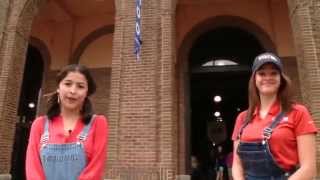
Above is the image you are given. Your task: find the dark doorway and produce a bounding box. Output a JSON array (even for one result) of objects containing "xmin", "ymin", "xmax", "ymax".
[
  {"xmin": 11, "ymin": 45, "xmax": 44, "ymax": 180},
  {"xmin": 189, "ymin": 27, "xmax": 264, "ymax": 180}
]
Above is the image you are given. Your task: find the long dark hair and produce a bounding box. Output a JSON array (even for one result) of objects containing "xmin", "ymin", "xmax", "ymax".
[
  {"xmin": 246, "ymin": 71, "xmax": 294, "ymax": 123},
  {"xmin": 46, "ymin": 64, "xmax": 96, "ymax": 124}
]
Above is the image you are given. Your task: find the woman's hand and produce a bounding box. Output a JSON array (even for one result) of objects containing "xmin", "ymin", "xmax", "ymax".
[
  {"xmin": 232, "ymin": 140, "xmax": 245, "ymax": 180},
  {"xmin": 288, "ymin": 134, "xmax": 317, "ymax": 180}
]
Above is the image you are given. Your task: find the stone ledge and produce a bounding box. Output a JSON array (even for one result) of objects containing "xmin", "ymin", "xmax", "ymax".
[
  {"xmin": 176, "ymin": 175, "xmax": 190, "ymax": 180},
  {"xmin": 0, "ymin": 174, "xmax": 11, "ymax": 180}
]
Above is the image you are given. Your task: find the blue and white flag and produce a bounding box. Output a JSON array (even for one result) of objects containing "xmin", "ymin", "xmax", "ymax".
[{"xmin": 134, "ymin": 0, "xmax": 142, "ymax": 61}]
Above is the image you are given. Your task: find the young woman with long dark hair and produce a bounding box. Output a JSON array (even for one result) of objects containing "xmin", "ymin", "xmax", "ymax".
[
  {"xmin": 26, "ymin": 64, "xmax": 108, "ymax": 180},
  {"xmin": 232, "ymin": 53, "xmax": 317, "ymax": 180}
]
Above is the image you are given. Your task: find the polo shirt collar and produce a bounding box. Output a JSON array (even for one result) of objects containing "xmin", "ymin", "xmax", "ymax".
[{"xmin": 252, "ymin": 100, "xmax": 281, "ymax": 117}]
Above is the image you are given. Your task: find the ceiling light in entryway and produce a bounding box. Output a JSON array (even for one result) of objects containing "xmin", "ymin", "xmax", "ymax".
[
  {"xmin": 213, "ymin": 95, "xmax": 222, "ymax": 103},
  {"xmin": 214, "ymin": 111, "xmax": 221, "ymax": 117},
  {"xmin": 28, "ymin": 102, "xmax": 35, "ymax": 109},
  {"xmin": 202, "ymin": 59, "xmax": 238, "ymax": 67}
]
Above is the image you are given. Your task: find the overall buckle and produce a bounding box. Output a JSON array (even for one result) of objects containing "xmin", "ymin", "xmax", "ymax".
[{"xmin": 263, "ymin": 127, "xmax": 273, "ymax": 139}]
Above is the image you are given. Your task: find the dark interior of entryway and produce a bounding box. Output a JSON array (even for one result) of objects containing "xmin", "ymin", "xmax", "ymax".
[
  {"xmin": 189, "ymin": 27, "xmax": 264, "ymax": 179},
  {"xmin": 11, "ymin": 45, "xmax": 44, "ymax": 180}
]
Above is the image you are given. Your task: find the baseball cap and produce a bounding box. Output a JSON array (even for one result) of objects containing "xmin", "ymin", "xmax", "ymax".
[{"xmin": 252, "ymin": 52, "xmax": 283, "ymax": 73}]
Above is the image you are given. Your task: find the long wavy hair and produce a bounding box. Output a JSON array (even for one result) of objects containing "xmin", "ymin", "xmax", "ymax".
[
  {"xmin": 246, "ymin": 70, "xmax": 294, "ymax": 123},
  {"xmin": 46, "ymin": 64, "xmax": 96, "ymax": 124}
]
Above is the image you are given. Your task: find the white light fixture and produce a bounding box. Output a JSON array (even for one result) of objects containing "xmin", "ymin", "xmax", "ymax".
[
  {"xmin": 214, "ymin": 95, "xmax": 222, "ymax": 103},
  {"xmin": 202, "ymin": 59, "xmax": 238, "ymax": 67},
  {"xmin": 214, "ymin": 111, "xmax": 221, "ymax": 117},
  {"xmin": 28, "ymin": 102, "xmax": 35, "ymax": 109}
]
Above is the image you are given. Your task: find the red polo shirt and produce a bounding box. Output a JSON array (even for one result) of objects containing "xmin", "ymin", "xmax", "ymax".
[{"xmin": 232, "ymin": 101, "xmax": 317, "ymax": 171}]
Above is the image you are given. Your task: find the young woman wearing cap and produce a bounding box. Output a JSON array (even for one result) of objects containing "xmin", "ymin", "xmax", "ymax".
[
  {"xmin": 231, "ymin": 53, "xmax": 317, "ymax": 180},
  {"xmin": 26, "ymin": 64, "xmax": 108, "ymax": 180}
]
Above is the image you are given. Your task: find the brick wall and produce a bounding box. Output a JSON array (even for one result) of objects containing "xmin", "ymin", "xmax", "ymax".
[
  {"xmin": 287, "ymin": 0, "xmax": 320, "ymax": 177},
  {"xmin": 282, "ymin": 56, "xmax": 302, "ymax": 102},
  {"xmin": 110, "ymin": 0, "xmax": 161, "ymax": 168},
  {"xmin": 0, "ymin": 0, "xmax": 31, "ymax": 173},
  {"xmin": 108, "ymin": 0, "xmax": 177, "ymax": 178},
  {"xmin": 0, "ymin": 0, "xmax": 9, "ymax": 44}
]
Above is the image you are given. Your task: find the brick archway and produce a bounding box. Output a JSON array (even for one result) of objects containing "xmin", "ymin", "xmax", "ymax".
[
  {"xmin": 29, "ymin": 36, "xmax": 51, "ymax": 78},
  {"xmin": 70, "ymin": 25, "xmax": 114, "ymax": 64},
  {"xmin": 177, "ymin": 15, "xmax": 276, "ymax": 174},
  {"xmin": 0, "ymin": 0, "xmax": 47, "ymax": 174},
  {"xmin": 28, "ymin": 36, "xmax": 51, "ymax": 115}
]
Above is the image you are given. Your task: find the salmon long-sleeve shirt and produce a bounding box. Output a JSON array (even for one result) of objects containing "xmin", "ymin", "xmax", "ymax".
[{"xmin": 26, "ymin": 115, "xmax": 108, "ymax": 180}]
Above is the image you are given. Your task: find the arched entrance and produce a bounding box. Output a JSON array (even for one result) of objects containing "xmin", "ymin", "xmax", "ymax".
[
  {"xmin": 177, "ymin": 16, "xmax": 276, "ymax": 176},
  {"xmin": 189, "ymin": 26, "xmax": 264, "ymax": 180}
]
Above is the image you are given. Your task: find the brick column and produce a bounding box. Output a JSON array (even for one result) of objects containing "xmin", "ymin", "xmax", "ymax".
[
  {"xmin": 0, "ymin": 0, "xmax": 44, "ymax": 175},
  {"xmin": 158, "ymin": 0, "xmax": 177, "ymax": 178},
  {"xmin": 287, "ymin": 0, "xmax": 320, "ymax": 175},
  {"xmin": 0, "ymin": 0, "xmax": 25, "ymax": 174},
  {"xmin": 0, "ymin": 0, "xmax": 9, "ymax": 43},
  {"xmin": 106, "ymin": 0, "xmax": 122, "ymax": 172},
  {"xmin": 108, "ymin": 0, "xmax": 177, "ymax": 178}
]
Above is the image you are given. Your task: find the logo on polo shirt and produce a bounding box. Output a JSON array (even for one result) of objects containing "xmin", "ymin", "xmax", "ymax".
[
  {"xmin": 277, "ymin": 116, "xmax": 289, "ymax": 124},
  {"xmin": 282, "ymin": 117, "xmax": 288, "ymax": 122}
]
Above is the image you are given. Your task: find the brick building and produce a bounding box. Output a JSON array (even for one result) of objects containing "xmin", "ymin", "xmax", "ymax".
[{"xmin": 0, "ymin": 0, "xmax": 319, "ymax": 179}]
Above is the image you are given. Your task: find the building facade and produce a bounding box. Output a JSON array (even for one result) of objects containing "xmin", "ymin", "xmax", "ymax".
[{"xmin": 0, "ymin": 0, "xmax": 319, "ymax": 179}]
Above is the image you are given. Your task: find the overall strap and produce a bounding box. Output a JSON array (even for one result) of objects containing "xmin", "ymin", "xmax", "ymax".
[
  {"xmin": 40, "ymin": 116, "xmax": 50, "ymax": 145},
  {"xmin": 263, "ymin": 112, "xmax": 285, "ymax": 140},
  {"xmin": 78, "ymin": 115, "xmax": 96, "ymax": 141}
]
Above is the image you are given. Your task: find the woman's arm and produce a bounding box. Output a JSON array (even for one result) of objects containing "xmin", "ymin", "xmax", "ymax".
[
  {"xmin": 79, "ymin": 116, "xmax": 108, "ymax": 180},
  {"xmin": 25, "ymin": 117, "xmax": 46, "ymax": 180},
  {"xmin": 288, "ymin": 134, "xmax": 317, "ymax": 180},
  {"xmin": 232, "ymin": 140, "xmax": 245, "ymax": 180}
]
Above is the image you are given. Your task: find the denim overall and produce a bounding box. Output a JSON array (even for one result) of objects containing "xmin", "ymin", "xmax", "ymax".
[
  {"xmin": 237, "ymin": 112, "xmax": 293, "ymax": 180},
  {"xmin": 40, "ymin": 115, "xmax": 95, "ymax": 180}
]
